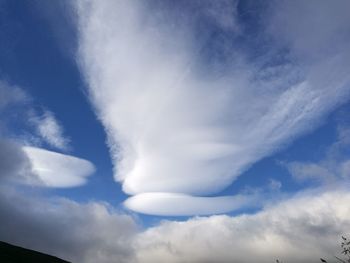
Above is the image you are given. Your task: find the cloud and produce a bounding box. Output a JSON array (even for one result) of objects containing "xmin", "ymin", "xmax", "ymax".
[
  {"xmin": 0, "ymin": 81, "xmax": 30, "ymax": 136},
  {"xmin": 286, "ymin": 126, "xmax": 350, "ymax": 185},
  {"xmin": 267, "ymin": 0, "xmax": 350, "ymax": 60},
  {"xmin": 22, "ymin": 146, "xmax": 95, "ymax": 188},
  {"xmin": 0, "ymin": 186, "xmax": 137, "ymax": 263},
  {"xmin": 75, "ymin": 0, "xmax": 350, "ymax": 215},
  {"xmin": 0, "ymin": 139, "xmax": 33, "ymax": 182},
  {"xmin": 0, "ymin": 80, "xmax": 95, "ymax": 188},
  {"xmin": 0, "ymin": 81, "xmax": 28, "ymax": 111},
  {"xmin": 1, "ymin": 185, "xmax": 350, "ymax": 263},
  {"xmin": 30, "ymin": 110, "xmax": 70, "ymax": 151},
  {"xmin": 124, "ymin": 192, "xmax": 259, "ymax": 216},
  {"xmin": 0, "ymin": 80, "xmax": 70, "ymax": 151},
  {"xmin": 287, "ymin": 162, "xmax": 336, "ymax": 184},
  {"xmin": 268, "ymin": 178, "xmax": 282, "ymax": 191},
  {"xmin": 135, "ymin": 189, "xmax": 350, "ymax": 263},
  {"xmin": 0, "ymin": 141, "xmax": 95, "ymax": 188}
]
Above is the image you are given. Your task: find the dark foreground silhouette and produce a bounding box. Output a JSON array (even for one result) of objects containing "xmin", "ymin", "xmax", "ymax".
[{"xmin": 0, "ymin": 241, "xmax": 70, "ymax": 263}]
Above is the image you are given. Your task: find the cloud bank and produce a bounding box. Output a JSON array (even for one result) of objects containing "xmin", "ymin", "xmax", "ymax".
[
  {"xmin": 0, "ymin": 186, "xmax": 137, "ymax": 263},
  {"xmin": 76, "ymin": 0, "xmax": 350, "ymax": 215},
  {"xmin": 135, "ymin": 189, "xmax": 350, "ymax": 263},
  {"xmin": 1, "ymin": 185, "xmax": 350, "ymax": 263},
  {"xmin": 286, "ymin": 125, "xmax": 350, "ymax": 185}
]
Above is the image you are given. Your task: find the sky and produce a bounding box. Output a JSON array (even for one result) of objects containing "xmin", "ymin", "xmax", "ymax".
[{"xmin": 0, "ymin": 0, "xmax": 350, "ymax": 262}]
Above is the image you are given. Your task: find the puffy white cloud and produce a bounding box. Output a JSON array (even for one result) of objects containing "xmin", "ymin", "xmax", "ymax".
[
  {"xmin": 1, "ymin": 185, "xmax": 350, "ymax": 263},
  {"xmin": 22, "ymin": 146, "xmax": 95, "ymax": 188},
  {"xmin": 134, "ymin": 189, "xmax": 350, "ymax": 263},
  {"xmin": 0, "ymin": 186, "xmax": 138, "ymax": 263},
  {"xmin": 75, "ymin": 0, "xmax": 350, "ymax": 215}
]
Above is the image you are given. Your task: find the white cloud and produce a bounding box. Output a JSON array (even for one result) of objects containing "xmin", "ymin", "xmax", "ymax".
[
  {"xmin": 135, "ymin": 189, "xmax": 350, "ymax": 263},
  {"xmin": 31, "ymin": 110, "xmax": 70, "ymax": 151},
  {"xmin": 124, "ymin": 192, "xmax": 259, "ymax": 216},
  {"xmin": 287, "ymin": 162, "xmax": 336, "ymax": 184},
  {"xmin": 75, "ymin": 0, "xmax": 350, "ymax": 215},
  {"xmin": 1, "ymin": 185, "xmax": 350, "ymax": 263},
  {"xmin": 0, "ymin": 80, "xmax": 95, "ymax": 188},
  {"xmin": 0, "ymin": 186, "xmax": 137, "ymax": 263},
  {"xmin": 0, "ymin": 139, "xmax": 33, "ymax": 183},
  {"xmin": 22, "ymin": 146, "xmax": 95, "ymax": 188}
]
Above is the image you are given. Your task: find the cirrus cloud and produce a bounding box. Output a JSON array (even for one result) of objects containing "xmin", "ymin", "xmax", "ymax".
[{"xmin": 75, "ymin": 0, "xmax": 350, "ymax": 215}]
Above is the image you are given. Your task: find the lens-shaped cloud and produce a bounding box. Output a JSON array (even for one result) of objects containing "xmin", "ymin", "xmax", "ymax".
[
  {"xmin": 23, "ymin": 146, "xmax": 95, "ymax": 188},
  {"xmin": 124, "ymin": 192, "xmax": 259, "ymax": 216}
]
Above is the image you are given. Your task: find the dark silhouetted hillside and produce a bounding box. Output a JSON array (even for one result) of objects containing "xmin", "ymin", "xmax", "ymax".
[{"xmin": 0, "ymin": 241, "xmax": 70, "ymax": 263}]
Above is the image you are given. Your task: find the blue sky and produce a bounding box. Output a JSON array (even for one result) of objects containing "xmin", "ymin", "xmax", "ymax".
[{"xmin": 1, "ymin": 1, "xmax": 350, "ymax": 262}]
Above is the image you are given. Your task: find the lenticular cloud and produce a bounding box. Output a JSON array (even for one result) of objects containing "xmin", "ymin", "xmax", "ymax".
[
  {"xmin": 75, "ymin": 0, "xmax": 350, "ymax": 215},
  {"xmin": 23, "ymin": 146, "xmax": 95, "ymax": 188}
]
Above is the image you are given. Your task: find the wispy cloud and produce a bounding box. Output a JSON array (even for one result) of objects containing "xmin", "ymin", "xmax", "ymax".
[
  {"xmin": 286, "ymin": 125, "xmax": 350, "ymax": 185},
  {"xmin": 0, "ymin": 81, "xmax": 95, "ymax": 188},
  {"xmin": 0, "ymin": 81, "xmax": 28, "ymax": 111},
  {"xmin": 75, "ymin": 0, "xmax": 350, "ymax": 215},
  {"xmin": 30, "ymin": 110, "xmax": 71, "ymax": 151}
]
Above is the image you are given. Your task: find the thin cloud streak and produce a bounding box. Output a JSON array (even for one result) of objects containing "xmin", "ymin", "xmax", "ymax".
[
  {"xmin": 30, "ymin": 110, "xmax": 71, "ymax": 151},
  {"xmin": 75, "ymin": 0, "xmax": 350, "ymax": 215}
]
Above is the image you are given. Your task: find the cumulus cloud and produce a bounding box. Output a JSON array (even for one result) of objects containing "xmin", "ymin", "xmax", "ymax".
[
  {"xmin": 1, "ymin": 185, "xmax": 350, "ymax": 263},
  {"xmin": 22, "ymin": 146, "xmax": 95, "ymax": 188},
  {"xmin": 135, "ymin": 189, "xmax": 350, "ymax": 263},
  {"xmin": 0, "ymin": 186, "xmax": 137, "ymax": 263},
  {"xmin": 75, "ymin": 0, "xmax": 350, "ymax": 215},
  {"xmin": 30, "ymin": 110, "xmax": 70, "ymax": 151}
]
